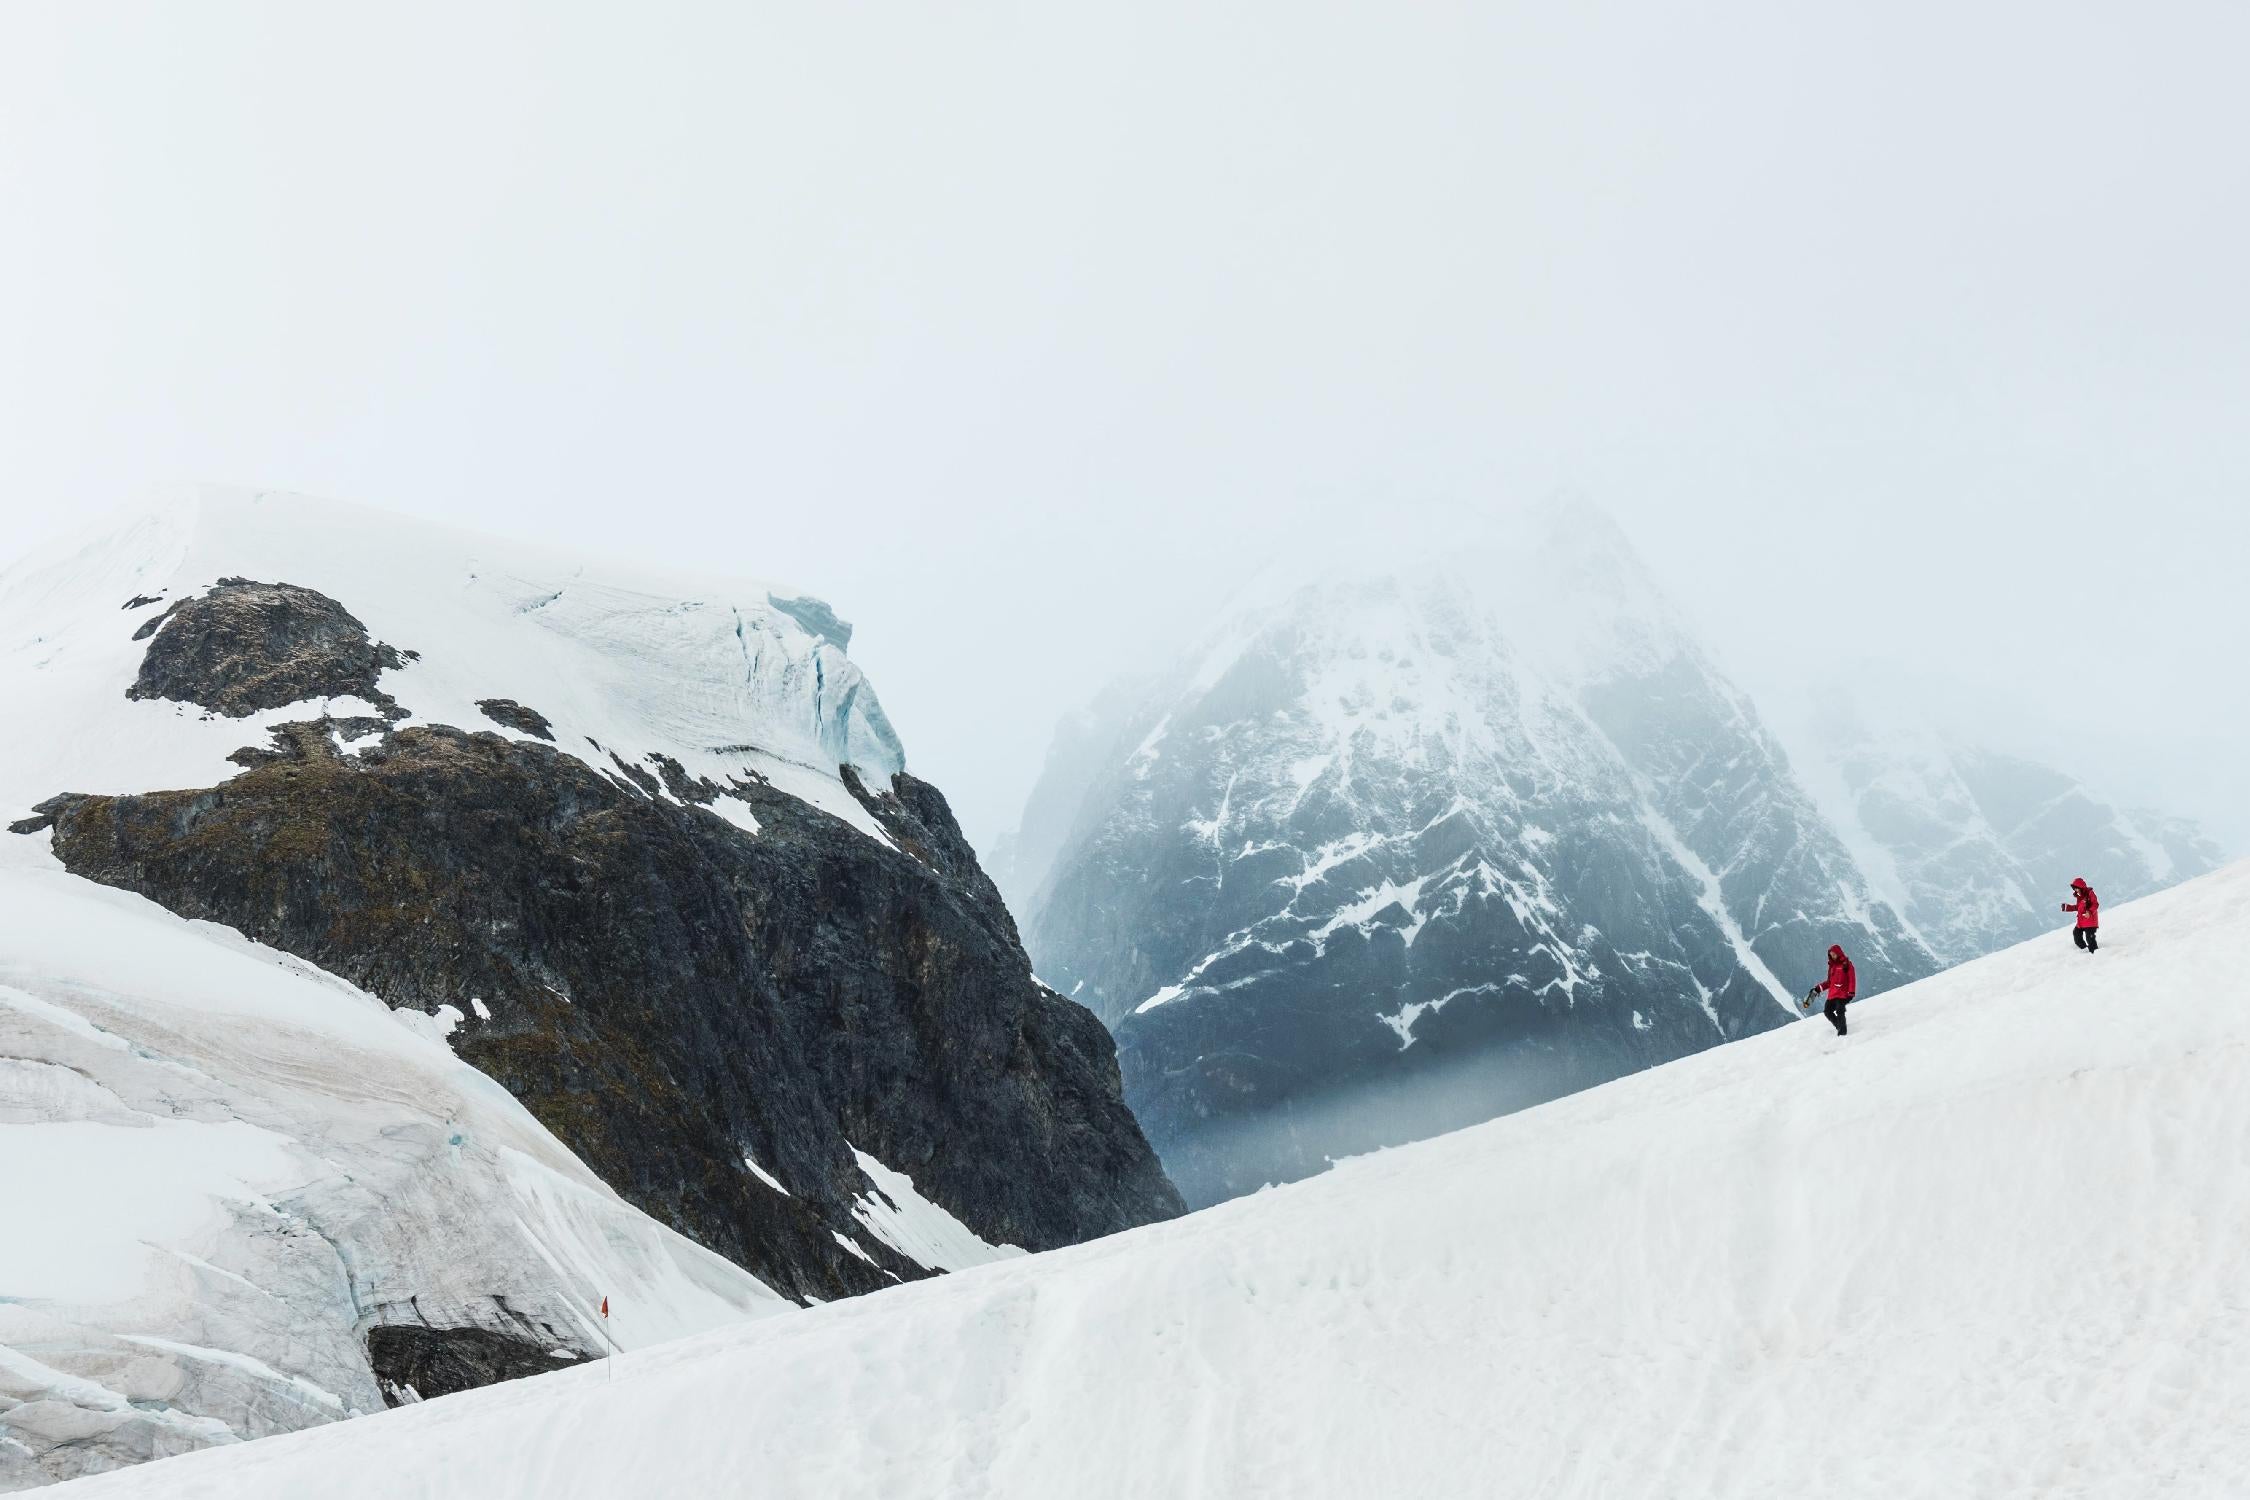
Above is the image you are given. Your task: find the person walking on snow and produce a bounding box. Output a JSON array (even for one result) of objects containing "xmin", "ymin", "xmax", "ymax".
[
  {"xmin": 1804, "ymin": 943, "xmax": 1856, "ymax": 1036},
  {"xmin": 2065, "ymin": 878, "xmax": 2100, "ymax": 953}
]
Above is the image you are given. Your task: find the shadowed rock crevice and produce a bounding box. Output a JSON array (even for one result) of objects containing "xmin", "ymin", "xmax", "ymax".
[{"xmin": 366, "ymin": 1325, "xmax": 584, "ymax": 1407}]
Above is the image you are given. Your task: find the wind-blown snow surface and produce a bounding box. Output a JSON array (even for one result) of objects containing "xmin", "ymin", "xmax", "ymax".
[
  {"xmin": 57, "ymin": 865, "xmax": 2250, "ymax": 1499},
  {"xmin": 0, "ymin": 839, "xmax": 784, "ymax": 1487}
]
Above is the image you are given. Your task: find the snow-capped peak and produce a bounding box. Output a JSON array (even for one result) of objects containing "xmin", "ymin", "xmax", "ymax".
[{"xmin": 0, "ymin": 486, "xmax": 905, "ymax": 841}]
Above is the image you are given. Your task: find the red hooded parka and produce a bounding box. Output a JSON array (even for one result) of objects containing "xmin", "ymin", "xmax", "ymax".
[
  {"xmin": 1824, "ymin": 944, "xmax": 1856, "ymax": 1002},
  {"xmin": 2066, "ymin": 879, "xmax": 2099, "ymax": 929}
]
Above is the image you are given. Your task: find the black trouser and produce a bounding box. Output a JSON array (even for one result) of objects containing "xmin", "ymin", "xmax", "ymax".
[
  {"xmin": 1825, "ymin": 998, "xmax": 1849, "ymax": 1036},
  {"xmin": 2074, "ymin": 926, "xmax": 2099, "ymax": 952}
]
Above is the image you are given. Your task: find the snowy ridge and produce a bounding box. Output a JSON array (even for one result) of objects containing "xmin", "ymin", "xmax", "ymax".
[
  {"xmin": 56, "ymin": 863, "xmax": 2250, "ymax": 1500},
  {"xmin": 0, "ymin": 486, "xmax": 905, "ymax": 842}
]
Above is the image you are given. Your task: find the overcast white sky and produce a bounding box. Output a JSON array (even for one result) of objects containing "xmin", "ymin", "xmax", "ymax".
[{"xmin": 3, "ymin": 1, "xmax": 2244, "ymax": 852}]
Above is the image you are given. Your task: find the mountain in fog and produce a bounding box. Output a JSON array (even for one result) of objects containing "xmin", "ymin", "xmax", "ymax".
[
  {"xmin": 1002, "ymin": 503, "xmax": 2221, "ymax": 1208},
  {"xmin": 1003, "ymin": 504, "xmax": 1935, "ymax": 1206}
]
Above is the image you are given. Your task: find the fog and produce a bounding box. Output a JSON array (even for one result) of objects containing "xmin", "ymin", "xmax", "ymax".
[{"xmin": 3, "ymin": 1, "xmax": 2244, "ymax": 853}]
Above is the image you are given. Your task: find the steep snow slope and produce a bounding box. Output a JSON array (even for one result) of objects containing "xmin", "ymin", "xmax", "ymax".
[
  {"xmin": 59, "ymin": 864, "xmax": 2250, "ymax": 1500},
  {"xmin": 1011, "ymin": 503, "xmax": 1934, "ymax": 1204},
  {"xmin": 0, "ymin": 839, "xmax": 782, "ymax": 1489}
]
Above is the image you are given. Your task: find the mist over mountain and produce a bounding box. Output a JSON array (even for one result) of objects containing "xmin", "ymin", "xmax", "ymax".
[
  {"xmin": 1777, "ymin": 686, "xmax": 2225, "ymax": 965},
  {"xmin": 1001, "ymin": 504, "xmax": 2223, "ymax": 1206}
]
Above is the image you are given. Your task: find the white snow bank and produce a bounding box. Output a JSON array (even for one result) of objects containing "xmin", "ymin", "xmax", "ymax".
[
  {"xmin": 0, "ymin": 845, "xmax": 783, "ymax": 1485},
  {"xmin": 55, "ymin": 862, "xmax": 2250, "ymax": 1499},
  {"xmin": 848, "ymin": 1149, "xmax": 1025, "ymax": 1273}
]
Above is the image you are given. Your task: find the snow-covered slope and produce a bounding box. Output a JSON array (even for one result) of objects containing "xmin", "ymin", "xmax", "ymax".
[
  {"xmin": 55, "ymin": 863, "xmax": 2250, "ymax": 1500},
  {"xmin": 0, "ymin": 840, "xmax": 783, "ymax": 1489},
  {"xmin": 1009, "ymin": 503, "xmax": 1936, "ymax": 1204}
]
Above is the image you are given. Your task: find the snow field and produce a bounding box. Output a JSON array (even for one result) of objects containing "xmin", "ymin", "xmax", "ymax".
[
  {"xmin": 0, "ymin": 840, "xmax": 782, "ymax": 1483},
  {"xmin": 58, "ymin": 863, "xmax": 2250, "ymax": 1499}
]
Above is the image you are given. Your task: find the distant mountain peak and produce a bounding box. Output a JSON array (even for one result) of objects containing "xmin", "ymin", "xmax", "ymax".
[{"xmin": 1007, "ymin": 515, "xmax": 1932, "ymax": 1205}]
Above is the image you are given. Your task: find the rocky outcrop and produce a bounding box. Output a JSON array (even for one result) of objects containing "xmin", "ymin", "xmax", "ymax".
[
  {"xmin": 36, "ymin": 709, "xmax": 1179, "ymax": 1302},
  {"xmin": 127, "ymin": 578, "xmax": 409, "ymax": 718},
  {"xmin": 476, "ymin": 698, "xmax": 556, "ymax": 740},
  {"xmin": 366, "ymin": 1325, "xmax": 585, "ymax": 1408},
  {"xmin": 11, "ymin": 512, "xmax": 1179, "ymax": 1329}
]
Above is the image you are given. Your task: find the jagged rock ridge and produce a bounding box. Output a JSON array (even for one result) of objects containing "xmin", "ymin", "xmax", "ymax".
[{"xmin": 29, "ymin": 720, "xmax": 1175, "ymax": 1300}]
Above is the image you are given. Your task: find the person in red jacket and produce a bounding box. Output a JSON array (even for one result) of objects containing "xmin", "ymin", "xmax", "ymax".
[
  {"xmin": 2065, "ymin": 878, "xmax": 2100, "ymax": 953},
  {"xmin": 1803, "ymin": 943, "xmax": 1857, "ymax": 1036}
]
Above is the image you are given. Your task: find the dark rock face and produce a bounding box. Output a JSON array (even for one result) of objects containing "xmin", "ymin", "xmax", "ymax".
[
  {"xmin": 1575, "ymin": 655, "xmax": 1934, "ymax": 993},
  {"xmin": 38, "ymin": 715, "xmax": 1182, "ymax": 1303},
  {"xmin": 366, "ymin": 1324, "xmax": 586, "ymax": 1407},
  {"xmin": 127, "ymin": 578, "xmax": 408, "ymax": 717},
  {"xmin": 1027, "ymin": 664, "xmax": 1802, "ymax": 1207},
  {"xmin": 476, "ymin": 698, "xmax": 556, "ymax": 740}
]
